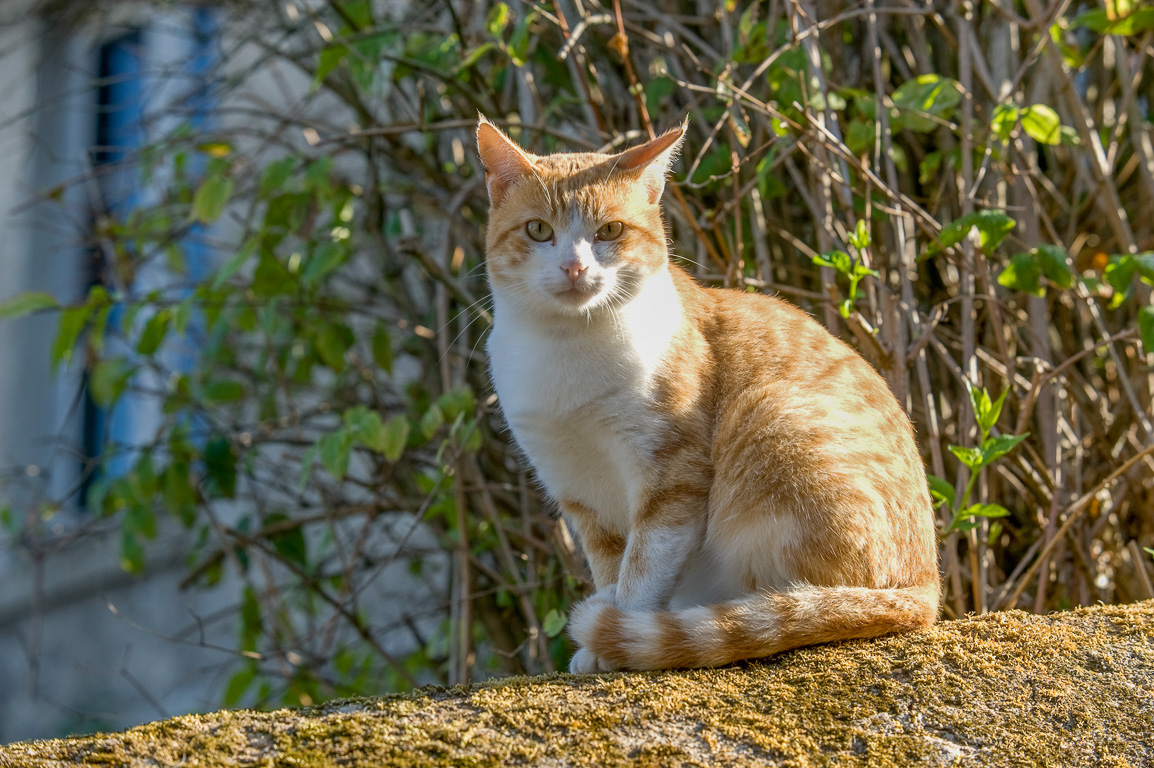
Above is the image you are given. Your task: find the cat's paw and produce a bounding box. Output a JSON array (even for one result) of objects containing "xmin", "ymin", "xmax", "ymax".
[{"xmin": 568, "ymin": 647, "xmax": 619, "ymax": 674}]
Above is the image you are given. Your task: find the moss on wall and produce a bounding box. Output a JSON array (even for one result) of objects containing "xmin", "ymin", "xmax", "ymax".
[{"xmin": 3, "ymin": 600, "xmax": 1152, "ymax": 767}]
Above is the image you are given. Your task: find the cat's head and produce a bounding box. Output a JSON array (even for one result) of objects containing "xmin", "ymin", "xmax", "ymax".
[{"xmin": 477, "ymin": 115, "xmax": 685, "ymax": 318}]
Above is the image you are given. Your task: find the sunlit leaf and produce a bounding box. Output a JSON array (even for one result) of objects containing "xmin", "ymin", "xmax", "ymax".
[
  {"xmin": 380, "ymin": 415, "xmax": 409, "ymax": 462},
  {"xmin": 1021, "ymin": 104, "xmax": 1063, "ymax": 145},
  {"xmin": 120, "ymin": 531, "xmax": 146, "ymax": 574},
  {"xmin": 0, "ymin": 292, "xmax": 57, "ymax": 320},
  {"xmin": 925, "ymin": 209, "xmax": 1016, "ymax": 258},
  {"xmin": 891, "ymin": 74, "xmax": 961, "ymax": 132},
  {"xmin": 982, "ymin": 432, "xmax": 1029, "ymax": 464},
  {"xmin": 948, "ymin": 445, "xmax": 984, "ymax": 469},
  {"xmin": 192, "ymin": 175, "xmax": 234, "ymax": 224},
  {"xmin": 928, "ymin": 474, "xmax": 956, "ymax": 510},
  {"xmin": 319, "ymin": 429, "xmax": 352, "ymax": 481},
  {"xmin": 1137, "ymin": 305, "xmax": 1154, "ymax": 353},
  {"xmin": 999, "ymin": 252, "xmax": 1043, "ymax": 296},
  {"xmin": 542, "ymin": 608, "xmax": 567, "ymax": 638}
]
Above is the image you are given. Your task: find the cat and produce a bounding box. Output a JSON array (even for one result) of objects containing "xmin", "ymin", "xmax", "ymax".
[{"xmin": 476, "ymin": 115, "xmax": 940, "ymax": 673}]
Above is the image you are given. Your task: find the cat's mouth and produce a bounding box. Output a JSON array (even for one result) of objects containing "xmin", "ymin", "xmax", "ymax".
[{"xmin": 551, "ymin": 284, "xmax": 605, "ymax": 306}]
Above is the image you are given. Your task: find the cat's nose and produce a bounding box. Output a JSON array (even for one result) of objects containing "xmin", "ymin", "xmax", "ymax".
[{"xmin": 561, "ymin": 262, "xmax": 588, "ymax": 284}]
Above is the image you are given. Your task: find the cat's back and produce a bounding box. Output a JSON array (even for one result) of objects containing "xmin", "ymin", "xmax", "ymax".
[
  {"xmin": 671, "ymin": 267, "xmax": 936, "ymax": 590},
  {"xmin": 676, "ymin": 269, "xmax": 903, "ymax": 423}
]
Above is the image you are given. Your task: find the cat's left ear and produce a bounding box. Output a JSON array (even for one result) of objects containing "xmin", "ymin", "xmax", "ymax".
[
  {"xmin": 614, "ymin": 119, "xmax": 687, "ymax": 204},
  {"xmin": 477, "ymin": 115, "xmax": 536, "ymax": 208}
]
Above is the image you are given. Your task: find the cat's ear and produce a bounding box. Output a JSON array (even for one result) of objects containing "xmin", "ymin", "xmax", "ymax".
[
  {"xmin": 613, "ymin": 119, "xmax": 687, "ymax": 204},
  {"xmin": 477, "ymin": 115, "xmax": 536, "ymax": 207}
]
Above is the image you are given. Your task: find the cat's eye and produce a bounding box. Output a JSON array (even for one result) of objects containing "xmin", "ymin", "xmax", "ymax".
[
  {"xmin": 526, "ymin": 219, "xmax": 554, "ymax": 242},
  {"xmin": 596, "ymin": 221, "xmax": 624, "ymax": 241}
]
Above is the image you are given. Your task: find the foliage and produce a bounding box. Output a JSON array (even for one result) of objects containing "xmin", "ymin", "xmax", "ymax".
[{"xmin": 2, "ymin": 0, "xmax": 1154, "ymax": 712}]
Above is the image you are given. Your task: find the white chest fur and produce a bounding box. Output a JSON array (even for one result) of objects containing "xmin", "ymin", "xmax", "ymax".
[{"xmin": 487, "ymin": 268, "xmax": 682, "ymax": 533}]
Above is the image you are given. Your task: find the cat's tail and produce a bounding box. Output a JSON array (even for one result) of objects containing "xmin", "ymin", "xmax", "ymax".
[{"xmin": 567, "ymin": 582, "xmax": 940, "ymax": 671}]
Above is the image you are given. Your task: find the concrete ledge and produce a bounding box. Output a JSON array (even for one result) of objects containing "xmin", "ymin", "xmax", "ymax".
[{"xmin": 3, "ymin": 600, "xmax": 1152, "ymax": 767}]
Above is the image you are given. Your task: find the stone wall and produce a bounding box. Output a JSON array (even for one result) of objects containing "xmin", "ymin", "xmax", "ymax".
[{"xmin": 3, "ymin": 600, "xmax": 1152, "ymax": 767}]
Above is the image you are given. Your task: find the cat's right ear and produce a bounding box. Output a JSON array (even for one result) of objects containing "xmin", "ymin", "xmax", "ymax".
[{"xmin": 477, "ymin": 116, "xmax": 536, "ymax": 208}]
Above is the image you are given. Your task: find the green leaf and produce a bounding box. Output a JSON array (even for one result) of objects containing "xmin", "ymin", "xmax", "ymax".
[
  {"xmin": 1137, "ymin": 305, "xmax": 1154, "ymax": 353},
  {"xmin": 486, "ymin": 2, "xmax": 510, "ymax": 36},
  {"xmin": 982, "ymin": 432, "xmax": 1029, "ymax": 464},
  {"xmin": 1021, "ymin": 104, "xmax": 1063, "ymax": 145},
  {"xmin": 380, "ymin": 415, "xmax": 409, "ymax": 462},
  {"xmin": 314, "ymin": 43, "xmax": 349, "ymax": 89},
  {"xmin": 948, "ymin": 445, "xmax": 984, "ymax": 469},
  {"xmin": 978, "ymin": 388, "xmax": 1009, "ymax": 438},
  {"xmin": 542, "ymin": 608, "xmax": 567, "ymax": 638},
  {"xmin": 371, "ymin": 327, "xmax": 393, "ymax": 374},
  {"xmin": 90, "ymin": 359, "xmax": 134, "ymax": 407},
  {"xmin": 948, "ymin": 503, "xmax": 1010, "ymax": 533},
  {"xmin": 1036, "ymin": 245, "xmax": 1074, "ymax": 289},
  {"xmin": 298, "ymin": 443, "xmax": 319, "ymax": 493},
  {"xmin": 1104, "ymin": 255, "xmax": 1138, "ymax": 307},
  {"xmin": 963, "ymin": 502, "xmax": 1011, "ymax": 519},
  {"xmin": 192, "ymin": 175, "xmax": 234, "ymax": 224},
  {"xmin": 925, "ymin": 209, "xmax": 1017, "ymax": 257},
  {"xmin": 991, "ymin": 103, "xmax": 1019, "ymax": 142},
  {"xmin": 421, "ymin": 403, "xmax": 445, "ymax": 439},
  {"xmin": 845, "ymin": 119, "xmax": 876, "ymax": 156},
  {"xmin": 927, "ymin": 474, "xmax": 956, "ymax": 510},
  {"xmin": 302, "ymin": 241, "xmax": 346, "ymax": 286},
  {"xmin": 0, "ymin": 291, "xmax": 57, "ymax": 320},
  {"xmin": 120, "ymin": 531, "xmax": 146, "ymax": 574},
  {"xmin": 848, "ymin": 220, "xmax": 870, "ymax": 251},
  {"xmin": 315, "ymin": 324, "xmax": 350, "ymax": 372},
  {"xmin": 204, "ymin": 436, "xmax": 238, "ymax": 498},
  {"xmin": 212, "ymin": 244, "xmax": 254, "ymax": 290},
  {"xmin": 1144, "ymin": 546, "xmax": 1154, "ymax": 560},
  {"xmin": 266, "ymin": 512, "xmax": 308, "ymax": 569},
  {"xmin": 339, "ymin": 0, "xmax": 372, "ymax": 29},
  {"xmin": 223, "ymin": 665, "xmax": 257, "ymax": 707},
  {"xmin": 162, "ymin": 461, "xmax": 197, "ymax": 527},
  {"xmin": 125, "ymin": 504, "xmax": 157, "ymax": 540},
  {"xmin": 507, "ymin": 10, "xmax": 534, "ymax": 66},
  {"xmin": 204, "ymin": 380, "xmax": 246, "ymax": 403},
  {"xmin": 137, "ymin": 309, "xmax": 171, "ymax": 356},
  {"xmin": 891, "ymin": 74, "xmax": 961, "ymax": 132},
  {"xmin": 52, "ymin": 303, "xmax": 93, "ymax": 369},
  {"xmin": 438, "ymin": 386, "xmax": 475, "ymax": 422},
  {"xmin": 998, "ymin": 252, "xmax": 1043, "ymax": 296},
  {"xmin": 1072, "ymin": 7, "xmax": 1154, "ymax": 35},
  {"xmin": 259, "ymin": 158, "xmax": 297, "ymax": 198},
  {"xmin": 319, "ymin": 429, "xmax": 352, "ymax": 481},
  {"xmin": 813, "ymin": 250, "xmax": 852, "ymax": 275}
]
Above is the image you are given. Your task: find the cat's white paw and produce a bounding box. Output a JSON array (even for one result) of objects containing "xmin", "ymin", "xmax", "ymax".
[
  {"xmin": 568, "ymin": 647, "xmax": 618, "ymax": 674},
  {"xmin": 568, "ymin": 647, "xmax": 598, "ymax": 674}
]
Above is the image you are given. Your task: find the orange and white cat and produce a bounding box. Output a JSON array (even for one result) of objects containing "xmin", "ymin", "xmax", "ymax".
[{"xmin": 477, "ymin": 116, "xmax": 940, "ymax": 673}]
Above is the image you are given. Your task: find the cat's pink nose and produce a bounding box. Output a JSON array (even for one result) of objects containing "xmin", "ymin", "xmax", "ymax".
[{"xmin": 562, "ymin": 263, "xmax": 588, "ymax": 284}]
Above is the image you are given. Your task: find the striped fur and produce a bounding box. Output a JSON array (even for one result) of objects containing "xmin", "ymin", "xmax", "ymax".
[{"xmin": 478, "ymin": 117, "xmax": 940, "ymax": 672}]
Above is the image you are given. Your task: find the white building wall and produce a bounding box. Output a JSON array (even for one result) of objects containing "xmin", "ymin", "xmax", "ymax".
[
  {"xmin": 0, "ymin": 5, "xmax": 239, "ymax": 744},
  {"xmin": 0, "ymin": 3, "xmax": 447, "ymax": 744}
]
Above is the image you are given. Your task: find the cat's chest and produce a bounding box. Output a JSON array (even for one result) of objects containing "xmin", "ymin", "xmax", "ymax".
[{"xmin": 487, "ymin": 318, "xmax": 673, "ymax": 530}]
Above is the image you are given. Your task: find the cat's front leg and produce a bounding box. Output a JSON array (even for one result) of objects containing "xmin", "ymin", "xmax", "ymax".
[
  {"xmin": 613, "ymin": 515, "xmax": 705, "ymax": 612},
  {"xmin": 568, "ymin": 495, "xmax": 707, "ymax": 673},
  {"xmin": 559, "ymin": 499, "xmax": 626, "ymax": 592}
]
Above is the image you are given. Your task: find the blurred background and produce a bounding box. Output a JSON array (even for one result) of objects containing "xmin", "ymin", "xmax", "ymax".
[{"xmin": 1, "ymin": 0, "xmax": 1152, "ymax": 744}]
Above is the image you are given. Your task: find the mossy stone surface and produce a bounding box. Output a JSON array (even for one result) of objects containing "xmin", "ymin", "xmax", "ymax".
[{"xmin": 3, "ymin": 600, "xmax": 1152, "ymax": 767}]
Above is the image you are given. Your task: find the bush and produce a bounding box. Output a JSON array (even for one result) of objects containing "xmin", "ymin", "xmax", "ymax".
[{"xmin": 2, "ymin": 0, "xmax": 1153, "ymax": 708}]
